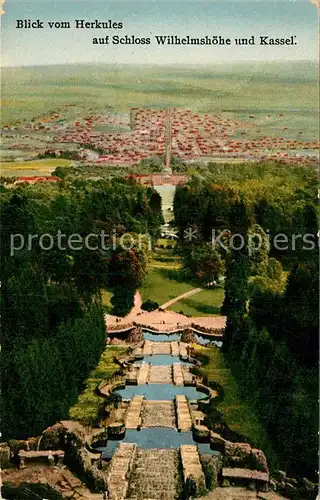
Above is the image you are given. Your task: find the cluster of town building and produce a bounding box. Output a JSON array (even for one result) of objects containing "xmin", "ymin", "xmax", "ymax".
[
  {"xmin": 2, "ymin": 107, "xmax": 319, "ymax": 168},
  {"xmin": 49, "ymin": 107, "xmax": 320, "ymax": 166}
]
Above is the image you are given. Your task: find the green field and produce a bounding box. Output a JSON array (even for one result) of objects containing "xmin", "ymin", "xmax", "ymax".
[
  {"xmin": 1, "ymin": 61, "xmax": 318, "ymax": 141},
  {"xmin": 0, "ymin": 158, "xmax": 72, "ymax": 177},
  {"xmin": 170, "ymin": 288, "xmax": 224, "ymax": 316},
  {"xmin": 141, "ymin": 265, "xmax": 224, "ymax": 315},
  {"xmin": 140, "ymin": 267, "xmax": 194, "ymax": 307}
]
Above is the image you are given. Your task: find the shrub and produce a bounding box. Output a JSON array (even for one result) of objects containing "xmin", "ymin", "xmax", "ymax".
[{"xmin": 141, "ymin": 299, "xmax": 159, "ymax": 312}]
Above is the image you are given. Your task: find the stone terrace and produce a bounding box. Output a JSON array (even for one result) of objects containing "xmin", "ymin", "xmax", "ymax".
[
  {"xmin": 141, "ymin": 400, "xmax": 176, "ymax": 428},
  {"xmin": 148, "ymin": 365, "xmax": 173, "ymax": 384},
  {"xmin": 126, "ymin": 448, "xmax": 183, "ymax": 500},
  {"xmin": 106, "ymin": 308, "xmax": 226, "ymax": 336}
]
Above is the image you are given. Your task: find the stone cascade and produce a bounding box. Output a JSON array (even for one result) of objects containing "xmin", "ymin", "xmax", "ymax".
[
  {"xmin": 152, "ymin": 341, "xmax": 171, "ymax": 355},
  {"xmin": 170, "ymin": 341, "xmax": 180, "ymax": 356},
  {"xmin": 148, "ymin": 364, "xmax": 173, "ymax": 384},
  {"xmin": 137, "ymin": 363, "xmax": 151, "ymax": 385},
  {"xmin": 176, "ymin": 395, "xmax": 193, "ymax": 431},
  {"xmin": 141, "ymin": 400, "xmax": 176, "ymax": 428},
  {"xmin": 141, "ymin": 339, "xmax": 189, "ymax": 357},
  {"xmin": 172, "ymin": 362, "xmax": 184, "ymax": 386},
  {"xmin": 126, "ymin": 448, "xmax": 183, "ymax": 500},
  {"xmin": 179, "ymin": 342, "xmax": 188, "ymax": 358},
  {"xmin": 142, "ymin": 340, "xmax": 153, "ymax": 356},
  {"xmin": 125, "ymin": 396, "xmax": 144, "ymax": 429},
  {"xmin": 107, "ymin": 443, "xmax": 137, "ymax": 500},
  {"xmin": 180, "ymin": 445, "xmax": 206, "ymax": 495}
]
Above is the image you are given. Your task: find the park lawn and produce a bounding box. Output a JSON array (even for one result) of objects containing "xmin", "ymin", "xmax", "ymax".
[
  {"xmin": 192, "ymin": 345, "xmax": 274, "ymax": 460},
  {"xmin": 69, "ymin": 345, "xmax": 129, "ymax": 425},
  {"xmin": 169, "ymin": 287, "xmax": 224, "ymax": 317},
  {"xmin": 141, "ymin": 267, "xmax": 195, "ymax": 306}
]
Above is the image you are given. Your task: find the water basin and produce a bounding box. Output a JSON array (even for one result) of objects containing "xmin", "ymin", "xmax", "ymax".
[
  {"xmin": 195, "ymin": 335, "xmax": 223, "ymax": 348},
  {"xmin": 143, "ymin": 332, "xmax": 181, "ymax": 342},
  {"xmin": 96, "ymin": 428, "xmax": 220, "ymax": 459},
  {"xmin": 143, "ymin": 330, "xmax": 222, "ymax": 348},
  {"xmin": 116, "ymin": 384, "xmax": 206, "ymax": 401}
]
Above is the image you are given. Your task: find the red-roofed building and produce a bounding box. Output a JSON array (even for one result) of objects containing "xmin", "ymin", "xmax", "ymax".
[{"xmin": 15, "ymin": 176, "xmax": 60, "ymax": 185}]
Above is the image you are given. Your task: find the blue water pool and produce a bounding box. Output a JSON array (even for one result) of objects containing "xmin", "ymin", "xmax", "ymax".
[
  {"xmin": 116, "ymin": 384, "xmax": 206, "ymax": 401},
  {"xmin": 96, "ymin": 428, "xmax": 220, "ymax": 459},
  {"xmin": 194, "ymin": 335, "xmax": 223, "ymax": 348},
  {"xmin": 143, "ymin": 332, "xmax": 181, "ymax": 342},
  {"xmin": 143, "ymin": 330, "xmax": 222, "ymax": 348}
]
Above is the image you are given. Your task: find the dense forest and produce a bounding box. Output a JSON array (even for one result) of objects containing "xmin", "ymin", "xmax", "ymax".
[
  {"xmin": 174, "ymin": 162, "xmax": 319, "ymax": 478},
  {"xmin": 1, "ymin": 178, "xmax": 163, "ymax": 438}
]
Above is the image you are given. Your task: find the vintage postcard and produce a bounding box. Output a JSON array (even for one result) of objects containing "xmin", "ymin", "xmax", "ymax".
[{"xmin": 1, "ymin": 1, "xmax": 319, "ymax": 499}]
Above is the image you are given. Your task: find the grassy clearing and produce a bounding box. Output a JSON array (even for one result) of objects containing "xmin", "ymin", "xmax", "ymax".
[
  {"xmin": 1, "ymin": 158, "xmax": 72, "ymax": 176},
  {"xmin": 192, "ymin": 345, "xmax": 275, "ymax": 462},
  {"xmin": 141, "ymin": 267, "xmax": 194, "ymax": 306},
  {"xmin": 144, "ymin": 250, "xmax": 225, "ymax": 315},
  {"xmin": 170, "ymin": 287, "xmax": 224, "ymax": 316},
  {"xmin": 69, "ymin": 345, "xmax": 129, "ymax": 425}
]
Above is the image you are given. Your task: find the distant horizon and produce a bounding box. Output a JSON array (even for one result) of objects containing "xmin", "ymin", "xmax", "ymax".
[{"xmin": 1, "ymin": 58, "xmax": 318, "ymax": 70}]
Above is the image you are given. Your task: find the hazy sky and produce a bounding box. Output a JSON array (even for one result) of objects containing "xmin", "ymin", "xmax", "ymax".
[{"xmin": 1, "ymin": 1, "xmax": 319, "ymax": 66}]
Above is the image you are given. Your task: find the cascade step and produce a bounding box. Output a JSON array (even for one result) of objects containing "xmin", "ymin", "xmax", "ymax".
[
  {"xmin": 107, "ymin": 443, "xmax": 137, "ymax": 500},
  {"xmin": 171, "ymin": 341, "xmax": 180, "ymax": 356},
  {"xmin": 176, "ymin": 395, "xmax": 193, "ymax": 431},
  {"xmin": 126, "ymin": 448, "xmax": 183, "ymax": 499},
  {"xmin": 141, "ymin": 400, "xmax": 176, "ymax": 428},
  {"xmin": 143, "ymin": 340, "xmax": 153, "ymax": 356},
  {"xmin": 179, "ymin": 342, "xmax": 188, "ymax": 357},
  {"xmin": 125, "ymin": 395, "xmax": 144, "ymax": 429},
  {"xmin": 152, "ymin": 341, "xmax": 171, "ymax": 355},
  {"xmin": 180, "ymin": 444, "xmax": 206, "ymax": 495},
  {"xmin": 137, "ymin": 363, "xmax": 151, "ymax": 385},
  {"xmin": 172, "ymin": 362, "xmax": 184, "ymax": 386},
  {"xmin": 148, "ymin": 364, "xmax": 173, "ymax": 384}
]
